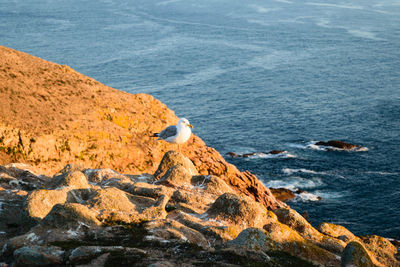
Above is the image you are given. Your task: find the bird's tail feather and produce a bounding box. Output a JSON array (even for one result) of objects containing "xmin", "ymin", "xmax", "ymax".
[{"xmin": 152, "ymin": 133, "xmax": 160, "ymax": 137}]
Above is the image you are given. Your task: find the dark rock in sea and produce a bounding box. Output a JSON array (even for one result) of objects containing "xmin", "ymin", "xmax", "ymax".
[
  {"xmin": 270, "ymin": 188, "xmax": 296, "ymax": 202},
  {"xmin": 226, "ymin": 152, "xmax": 240, "ymax": 158},
  {"xmin": 268, "ymin": 150, "xmax": 286, "ymax": 155},
  {"xmin": 315, "ymin": 140, "xmax": 361, "ymax": 150}
]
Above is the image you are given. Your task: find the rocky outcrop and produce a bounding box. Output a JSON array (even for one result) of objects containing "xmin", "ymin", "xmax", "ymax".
[
  {"xmin": 0, "ymin": 45, "xmax": 283, "ymax": 211},
  {"xmin": 0, "ymin": 153, "xmax": 398, "ymax": 266},
  {"xmin": 315, "ymin": 140, "xmax": 362, "ymax": 151}
]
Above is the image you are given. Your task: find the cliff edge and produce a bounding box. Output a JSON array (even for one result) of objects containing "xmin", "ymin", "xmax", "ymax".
[{"xmin": 0, "ymin": 45, "xmax": 282, "ymax": 210}]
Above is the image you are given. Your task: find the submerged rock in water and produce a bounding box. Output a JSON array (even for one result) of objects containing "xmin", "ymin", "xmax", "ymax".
[{"xmin": 315, "ymin": 140, "xmax": 362, "ymax": 150}]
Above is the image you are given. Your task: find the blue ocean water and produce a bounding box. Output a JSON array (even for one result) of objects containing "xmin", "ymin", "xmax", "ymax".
[{"xmin": 1, "ymin": 0, "xmax": 399, "ymax": 238}]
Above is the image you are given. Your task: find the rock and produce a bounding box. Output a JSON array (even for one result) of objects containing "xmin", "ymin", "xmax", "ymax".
[
  {"xmin": 206, "ymin": 193, "xmax": 274, "ymax": 231},
  {"xmin": 49, "ymin": 170, "xmax": 90, "ymax": 189},
  {"xmin": 41, "ymin": 203, "xmax": 101, "ymax": 229},
  {"xmin": 85, "ymin": 187, "xmax": 140, "ymax": 223},
  {"xmin": 26, "ymin": 188, "xmax": 68, "ymax": 219},
  {"xmin": 154, "ymin": 151, "xmax": 198, "ymax": 180},
  {"xmin": 228, "ymin": 225, "xmax": 341, "ymax": 266},
  {"xmin": 0, "ymin": 188, "xmax": 36, "ymax": 245},
  {"xmin": 191, "ymin": 175, "xmax": 234, "ymax": 196},
  {"xmin": 341, "ymin": 241, "xmax": 374, "ymax": 267},
  {"xmin": 145, "ymin": 220, "xmax": 209, "ymax": 249},
  {"xmin": 68, "ymin": 246, "xmax": 146, "ymax": 265},
  {"xmin": 274, "ymin": 208, "xmax": 346, "ymax": 254},
  {"xmin": 0, "ymin": 160, "xmax": 398, "ymax": 267},
  {"xmin": 227, "ymin": 228, "xmax": 272, "ymax": 251},
  {"xmin": 84, "ymin": 168, "xmax": 128, "ymax": 184},
  {"xmin": 270, "ymin": 188, "xmax": 296, "ymax": 202},
  {"xmin": 360, "ymin": 235, "xmax": 398, "ymax": 267},
  {"xmin": 226, "ymin": 152, "xmax": 239, "ymax": 158},
  {"xmin": 315, "ymin": 140, "xmax": 361, "ymax": 150},
  {"xmin": 13, "ymin": 245, "xmax": 64, "ymax": 266},
  {"xmin": 318, "ymin": 223, "xmax": 356, "ymax": 242},
  {"xmin": 156, "ymin": 164, "xmax": 192, "ymax": 187},
  {"xmin": 268, "ymin": 150, "xmax": 286, "ymax": 155}
]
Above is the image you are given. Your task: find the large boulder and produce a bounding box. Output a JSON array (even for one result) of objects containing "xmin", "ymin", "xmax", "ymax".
[
  {"xmin": 341, "ymin": 241, "xmax": 374, "ymax": 267},
  {"xmin": 41, "ymin": 203, "xmax": 101, "ymax": 229},
  {"xmin": 318, "ymin": 222, "xmax": 356, "ymax": 242},
  {"xmin": 154, "ymin": 151, "xmax": 198, "ymax": 180},
  {"xmin": 26, "ymin": 189, "xmax": 68, "ymax": 219},
  {"xmin": 206, "ymin": 193, "xmax": 274, "ymax": 231},
  {"xmin": 360, "ymin": 235, "xmax": 398, "ymax": 267},
  {"xmin": 274, "ymin": 208, "xmax": 346, "ymax": 254},
  {"xmin": 229, "ymin": 225, "xmax": 341, "ymax": 267},
  {"xmin": 48, "ymin": 170, "xmax": 90, "ymax": 189},
  {"xmin": 156, "ymin": 164, "xmax": 193, "ymax": 187}
]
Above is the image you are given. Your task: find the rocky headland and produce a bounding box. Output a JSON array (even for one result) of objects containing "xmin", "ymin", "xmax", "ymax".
[{"xmin": 0, "ymin": 46, "xmax": 398, "ymax": 266}]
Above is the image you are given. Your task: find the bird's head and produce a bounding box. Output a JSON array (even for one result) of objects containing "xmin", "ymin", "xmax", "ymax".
[{"xmin": 179, "ymin": 118, "xmax": 193, "ymax": 128}]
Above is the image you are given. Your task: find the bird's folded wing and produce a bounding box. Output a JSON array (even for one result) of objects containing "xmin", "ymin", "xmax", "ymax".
[{"xmin": 159, "ymin": 125, "xmax": 178, "ymax": 139}]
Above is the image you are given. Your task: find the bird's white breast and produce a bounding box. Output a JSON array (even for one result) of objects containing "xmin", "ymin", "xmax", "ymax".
[{"xmin": 173, "ymin": 126, "xmax": 191, "ymax": 144}]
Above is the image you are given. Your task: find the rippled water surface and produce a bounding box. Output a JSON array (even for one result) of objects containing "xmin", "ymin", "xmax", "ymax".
[{"xmin": 1, "ymin": 0, "xmax": 400, "ymax": 238}]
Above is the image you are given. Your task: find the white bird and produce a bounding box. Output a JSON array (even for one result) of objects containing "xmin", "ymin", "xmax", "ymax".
[{"xmin": 153, "ymin": 118, "xmax": 193, "ymax": 151}]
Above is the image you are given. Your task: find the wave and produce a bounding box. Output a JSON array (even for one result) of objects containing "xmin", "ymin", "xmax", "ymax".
[
  {"xmin": 295, "ymin": 192, "xmax": 321, "ymax": 202},
  {"xmin": 265, "ymin": 176, "xmax": 323, "ymax": 190},
  {"xmin": 244, "ymin": 152, "xmax": 297, "ymax": 159},
  {"xmin": 282, "ymin": 168, "xmax": 326, "ymax": 175}
]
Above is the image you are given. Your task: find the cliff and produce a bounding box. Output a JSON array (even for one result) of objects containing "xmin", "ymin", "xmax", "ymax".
[{"xmin": 0, "ymin": 45, "xmax": 281, "ymax": 210}]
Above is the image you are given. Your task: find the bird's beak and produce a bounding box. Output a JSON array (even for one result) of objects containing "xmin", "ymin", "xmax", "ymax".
[{"xmin": 188, "ymin": 124, "xmax": 193, "ymax": 128}]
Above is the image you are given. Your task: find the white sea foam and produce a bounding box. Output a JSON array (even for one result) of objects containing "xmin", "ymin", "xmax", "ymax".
[
  {"xmin": 265, "ymin": 177, "xmax": 323, "ymax": 190},
  {"xmin": 282, "ymin": 168, "xmax": 326, "ymax": 175},
  {"xmin": 296, "ymin": 192, "xmax": 321, "ymax": 202},
  {"xmin": 245, "ymin": 152, "xmax": 297, "ymax": 159},
  {"xmin": 313, "ymin": 190, "xmax": 346, "ymax": 200}
]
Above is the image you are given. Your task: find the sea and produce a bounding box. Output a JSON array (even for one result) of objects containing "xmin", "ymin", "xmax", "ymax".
[{"xmin": 1, "ymin": 0, "xmax": 399, "ymax": 239}]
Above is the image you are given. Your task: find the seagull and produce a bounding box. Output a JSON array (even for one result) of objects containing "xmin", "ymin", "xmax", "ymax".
[{"xmin": 152, "ymin": 118, "xmax": 193, "ymax": 151}]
